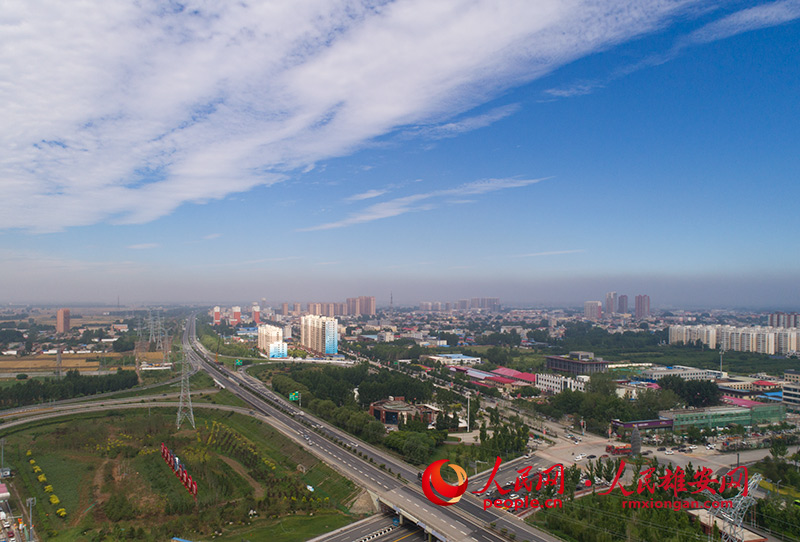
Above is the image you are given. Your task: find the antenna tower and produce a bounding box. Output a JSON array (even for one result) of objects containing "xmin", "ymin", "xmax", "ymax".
[{"xmin": 176, "ymin": 351, "xmax": 195, "ymax": 429}]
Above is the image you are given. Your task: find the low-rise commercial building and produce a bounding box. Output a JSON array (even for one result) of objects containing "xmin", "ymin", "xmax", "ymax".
[
  {"xmin": 369, "ymin": 397, "xmax": 439, "ymax": 425},
  {"xmin": 424, "ymin": 353, "xmax": 481, "ymax": 366},
  {"xmin": 784, "ymin": 369, "xmax": 800, "ymax": 412},
  {"xmin": 659, "ymin": 400, "xmax": 785, "ymax": 431},
  {"xmin": 545, "ymin": 351, "xmax": 608, "ymax": 376},
  {"xmin": 535, "ymin": 373, "xmax": 588, "ymax": 394}
]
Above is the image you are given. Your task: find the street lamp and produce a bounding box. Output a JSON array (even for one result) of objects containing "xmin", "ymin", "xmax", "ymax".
[{"xmin": 26, "ymin": 497, "xmax": 35, "ymax": 542}]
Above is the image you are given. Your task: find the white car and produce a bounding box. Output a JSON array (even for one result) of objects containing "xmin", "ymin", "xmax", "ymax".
[
  {"xmin": 689, "ymin": 445, "xmax": 697, "ymax": 449},
  {"xmin": 665, "ymin": 450, "xmax": 674, "ymax": 455}
]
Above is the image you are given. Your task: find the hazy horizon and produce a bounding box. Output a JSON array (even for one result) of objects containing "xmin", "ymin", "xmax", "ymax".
[{"xmin": 2, "ymin": 1, "xmax": 799, "ymax": 310}]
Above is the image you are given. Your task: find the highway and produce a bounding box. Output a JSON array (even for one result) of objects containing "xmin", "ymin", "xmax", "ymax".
[{"xmin": 182, "ymin": 314, "xmax": 563, "ymax": 542}]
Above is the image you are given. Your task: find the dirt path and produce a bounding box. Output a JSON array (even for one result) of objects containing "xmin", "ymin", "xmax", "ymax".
[{"xmin": 219, "ymin": 456, "xmax": 265, "ymax": 499}]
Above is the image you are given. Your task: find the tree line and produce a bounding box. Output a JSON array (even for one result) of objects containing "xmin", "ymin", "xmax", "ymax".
[{"xmin": 0, "ymin": 369, "xmax": 138, "ymax": 408}]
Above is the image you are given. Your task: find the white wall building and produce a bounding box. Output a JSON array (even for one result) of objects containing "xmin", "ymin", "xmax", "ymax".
[
  {"xmin": 640, "ymin": 365, "xmax": 720, "ymax": 382},
  {"xmin": 301, "ymin": 315, "xmax": 339, "ymax": 355},
  {"xmin": 257, "ymin": 324, "xmax": 283, "ymax": 351},
  {"xmin": 668, "ymin": 324, "xmax": 799, "ymax": 355},
  {"xmin": 535, "ymin": 373, "xmax": 587, "ymax": 394}
]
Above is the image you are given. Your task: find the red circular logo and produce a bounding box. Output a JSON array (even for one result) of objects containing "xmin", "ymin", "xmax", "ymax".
[{"xmin": 421, "ymin": 459, "xmax": 469, "ymax": 506}]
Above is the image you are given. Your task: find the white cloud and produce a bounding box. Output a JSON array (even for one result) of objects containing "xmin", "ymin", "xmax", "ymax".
[
  {"xmin": 545, "ymin": 0, "xmax": 800, "ymax": 99},
  {"xmin": 203, "ymin": 233, "xmax": 222, "ymax": 240},
  {"xmin": 301, "ymin": 176, "xmax": 549, "ymax": 231},
  {"xmin": 409, "ymin": 104, "xmax": 521, "ymax": 139},
  {"xmin": 684, "ymin": 0, "xmax": 800, "ymax": 45},
  {"xmin": 127, "ymin": 243, "xmax": 159, "ymax": 250},
  {"xmin": 2, "ymin": 0, "xmax": 711, "ymax": 232},
  {"xmin": 345, "ymin": 189, "xmax": 389, "ymax": 202}
]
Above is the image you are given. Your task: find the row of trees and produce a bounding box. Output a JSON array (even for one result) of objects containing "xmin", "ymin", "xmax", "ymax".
[
  {"xmin": 0, "ymin": 369, "xmax": 139, "ymax": 408},
  {"xmin": 658, "ymin": 375, "xmax": 721, "ymax": 408}
]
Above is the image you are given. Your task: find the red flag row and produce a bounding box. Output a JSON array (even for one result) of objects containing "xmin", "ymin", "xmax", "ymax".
[{"xmin": 161, "ymin": 443, "xmax": 198, "ymax": 499}]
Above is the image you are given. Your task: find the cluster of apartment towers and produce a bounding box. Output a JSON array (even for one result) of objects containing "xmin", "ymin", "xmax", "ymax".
[
  {"xmin": 212, "ymin": 296, "xmax": 377, "ymax": 359},
  {"xmin": 669, "ymin": 312, "xmax": 800, "ymax": 356},
  {"xmin": 584, "ymin": 292, "xmax": 651, "ymax": 320}
]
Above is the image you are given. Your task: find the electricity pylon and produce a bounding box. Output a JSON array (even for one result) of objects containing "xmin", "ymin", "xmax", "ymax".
[{"xmin": 176, "ymin": 350, "xmax": 195, "ymax": 429}]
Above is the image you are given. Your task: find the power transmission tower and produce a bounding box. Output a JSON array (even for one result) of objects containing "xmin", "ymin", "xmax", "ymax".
[
  {"xmin": 148, "ymin": 311, "xmax": 157, "ymax": 343},
  {"xmin": 155, "ymin": 314, "xmax": 165, "ymax": 351},
  {"xmin": 176, "ymin": 351, "xmax": 195, "ymax": 429},
  {"xmin": 703, "ymin": 472, "xmax": 762, "ymax": 542}
]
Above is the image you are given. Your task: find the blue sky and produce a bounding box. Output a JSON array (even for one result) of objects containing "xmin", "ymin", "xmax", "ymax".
[{"xmin": 1, "ymin": 0, "xmax": 799, "ymax": 308}]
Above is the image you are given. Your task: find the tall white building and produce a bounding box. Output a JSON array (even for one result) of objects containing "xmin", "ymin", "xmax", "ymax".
[
  {"xmin": 301, "ymin": 315, "xmax": 339, "ymax": 355},
  {"xmin": 257, "ymin": 324, "xmax": 283, "ymax": 351}
]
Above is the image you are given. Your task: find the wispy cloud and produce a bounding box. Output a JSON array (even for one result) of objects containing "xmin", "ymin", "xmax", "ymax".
[
  {"xmin": 345, "ymin": 189, "xmax": 388, "ymax": 202},
  {"xmin": 684, "ymin": 0, "xmax": 800, "ymax": 45},
  {"xmin": 301, "ymin": 176, "xmax": 550, "ymax": 231},
  {"xmin": 545, "ymin": 0, "xmax": 800, "ymax": 99},
  {"xmin": 545, "ymin": 83, "xmax": 603, "ymax": 98},
  {"xmin": 203, "ymin": 233, "xmax": 222, "ymax": 240},
  {"xmin": 2, "ymin": 0, "xmax": 707, "ymax": 232},
  {"xmin": 127, "ymin": 243, "xmax": 159, "ymax": 250},
  {"xmin": 409, "ymin": 104, "xmax": 521, "ymax": 139},
  {"xmin": 513, "ymin": 249, "xmax": 584, "ymax": 257}
]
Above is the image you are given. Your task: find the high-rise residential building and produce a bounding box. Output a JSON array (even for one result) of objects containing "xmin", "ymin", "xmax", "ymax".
[
  {"xmin": 252, "ymin": 305, "xmax": 260, "ymax": 324},
  {"xmin": 308, "ymin": 302, "xmax": 322, "ymax": 315},
  {"xmin": 257, "ymin": 324, "xmax": 283, "ymax": 351},
  {"xmin": 281, "ymin": 303, "xmax": 289, "ymax": 316},
  {"xmin": 457, "ymin": 299, "xmax": 469, "ymax": 310},
  {"xmin": 213, "ymin": 306, "xmax": 221, "ymax": 325},
  {"xmin": 301, "ymin": 315, "xmax": 338, "ymax": 355},
  {"xmin": 231, "ymin": 306, "xmax": 242, "ymax": 326},
  {"xmin": 358, "ymin": 296, "xmax": 376, "ymax": 316},
  {"xmin": 768, "ymin": 312, "xmax": 800, "ymax": 328},
  {"xmin": 584, "ymin": 301, "xmax": 602, "ymax": 321},
  {"xmin": 346, "ymin": 297, "xmax": 360, "ymax": 316},
  {"xmin": 635, "ymin": 295, "xmax": 650, "ymax": 319},
  {"xmin": 56, "ymin": 308, "xmax": 71, "ymax": 333},
  {"xmin": 618, "ymin": 295, "xmax": 628, "ymax": 314},
  {"xmin": 419, "ymin": 301, "xmax": 433, "ymax": 311},
  {"xmin": 468, "ymin": 297, "xmax": 500, "ymax": 311},
  {"xmin": 292, "ymin": 303, "xmax": 301, "ymax": 315},
  {"xmin": 605, "ymin": 292, "xmax": 618, "ymax": 316}
]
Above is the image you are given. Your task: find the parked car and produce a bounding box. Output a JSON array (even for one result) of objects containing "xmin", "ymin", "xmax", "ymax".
[{"xmin": 657, "ymin": 447, "xmax": 666, "ymax": 451}]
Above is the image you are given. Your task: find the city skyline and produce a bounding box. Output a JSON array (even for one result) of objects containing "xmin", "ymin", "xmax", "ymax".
[{"xmin": 2, "ymin": 1, "xmax": 799, "ymax": 308}]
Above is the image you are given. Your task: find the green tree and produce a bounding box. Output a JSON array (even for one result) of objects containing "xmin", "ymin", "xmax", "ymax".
[{"xmin": 770, "ymin": 441, "xmax": 788, "ymax": 460}]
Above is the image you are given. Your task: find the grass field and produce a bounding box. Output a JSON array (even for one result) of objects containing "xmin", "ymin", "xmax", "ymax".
[
  {"xmin": 2, "ymin": 407, "xmax": 359, "ymax": 541},
  {"xmin": 214, "ymin": 511, "xmax": 353, "ymax": 542}
]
